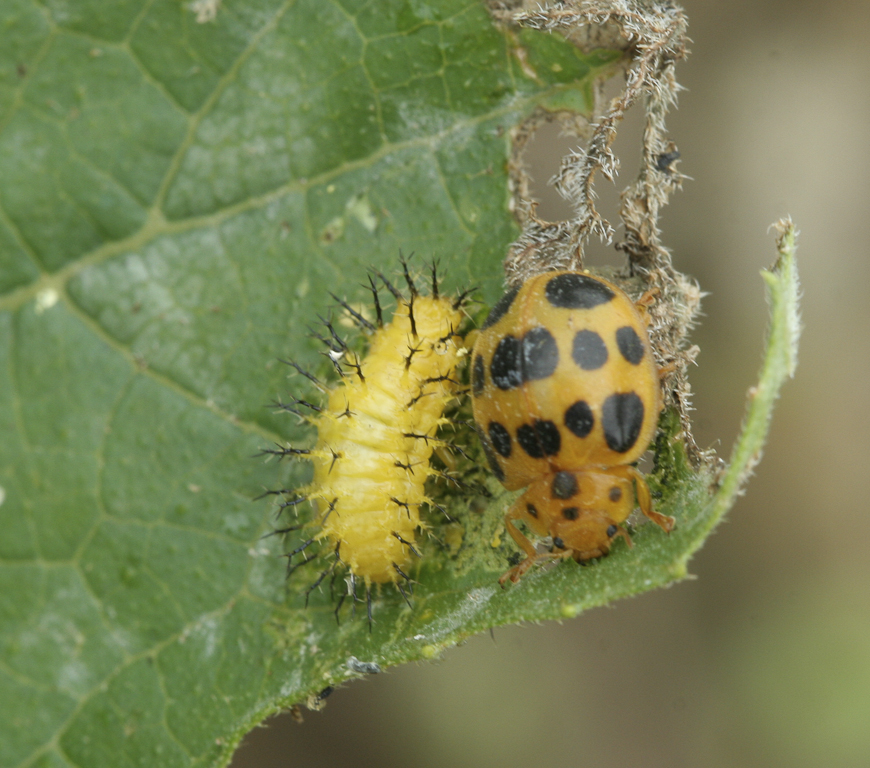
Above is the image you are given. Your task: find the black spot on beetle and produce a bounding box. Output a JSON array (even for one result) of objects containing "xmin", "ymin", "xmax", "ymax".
[
  {"xmin": 602, "ymin": 392, "xmax": 645, "ymax": 453},
  {"xmin": 488, "ymin": 421, "xmax": 512, "ymax": 458},
  {"xmin": 609, "ymin": 486, "xmax": 623, "ymax": 502},
  {"xmin": 516, "ymin": 420, "xmax": 561, "ymax": 459},
  {"xmin": 482, "ymin": 285, "xmax": 520, "ymax": 329},
  {"xmin": 536, "ymin": 422, "xmax": 562, "ymax": 455},
  {"xmin": 545, "ymin": 273, "xmax": 614, "ymax": 309},
  {"xmin": 562, "ymin": 506, "xmax": 579, "ymax": 521},
  {"xmin": 472, "ymin": 354, "xmax": 485, "ymax": 396},
  {"xmin": 526, "ymin": 503, "xmax": 538, "ymax": 518},
  {"xmin": 564, "ymin": 400, "xmax": 594, "ymax": 438},
  {"xmin": 516, "ymin": 424, "xmax": 541, "ymax": 458},
  {"xmin": 490, "ymin": 335, "xmax": 523, "ymax": 390},
  {"xmin": 606, "ymin": 524, "xmax": 618, "ymax": 537},
  {"xmin": 572, "ymin": 329, "xmax": 608, "ymax": 370},
  {"xmin": 616, "ymin": 326, "xmax": 645, "ymax": 365},
  {"xmin": 482, "ymin": 326, "xmax": 562, "ymax": 393},
  {"xmin": 552, "ymin": 471, "xmax": 578, "ymax": 499},
  {"xmin": 480, "ymin": 439, "xmax": 505, "ymax": 482},
  {"xmin": 522, "ymin": 326, "xmax": 559, "ymax": 380}
]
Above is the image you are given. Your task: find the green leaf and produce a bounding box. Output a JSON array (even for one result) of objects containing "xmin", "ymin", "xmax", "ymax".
[{"xmin": 0, "ymin": 1, "xmax": 797, "ymax": 766}]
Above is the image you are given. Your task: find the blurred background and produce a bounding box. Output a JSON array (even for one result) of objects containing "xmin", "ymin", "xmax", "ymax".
[{"xmin": 233, "ymin": 1, "xmax": 870, "ymax": 766}]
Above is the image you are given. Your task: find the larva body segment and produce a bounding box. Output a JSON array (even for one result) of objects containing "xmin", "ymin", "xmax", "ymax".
[{"xmin": 282, "ymin": 278, "xmax": 466, "ymax": 602}]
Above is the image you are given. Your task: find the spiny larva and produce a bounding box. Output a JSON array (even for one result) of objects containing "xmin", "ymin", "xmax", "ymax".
[
  {"xmin": 263, "ymin": 262, "xmax": 471, "ymax": 622},
  {"xmin": 471, "ymin": 271, "xmax": 675, "ymax": 584}
]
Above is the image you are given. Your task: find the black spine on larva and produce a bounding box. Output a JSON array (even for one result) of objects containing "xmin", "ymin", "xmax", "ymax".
[
  {"xmin": 402, "ymin": 431, "xmax": 434, "ymax": 444},
  {"xmin": 427, "ymin": 499, "xmax": 456, "ymax": 522},
  {"xmin": 394, "ymin": 564, "xmax": 413, "ymax": 608},
  {"xmin": 390, "ymin": 496, "xmax": 412, "ymax": 518},
  {"xmin": 393, "ymin": 562, "xmax": 413, "ymax": 585},
  {"xmin": 407, "ymin": 373, "xmax": 458, "ymax": 406},
  {"xmin": 310, "ymin": 320, "xmax": 347, "ymax": 376},
  {"xmin": 395, "ymin": 580, "xmax": 411, "ymax": 608},
  {"xmin": 430, "ymin": 469, "xmax": 476, "ymax": 492},
  {"xmin": 280, "ymin": 358, "xmax": 327, "ymax": 392},
  {"xmin": 271, "ymin": 396, "xmax": 323, "ymax": 416},
  {"xmin": 422, "ymin": 373, "xmax": 459, "ymax": 386},
  {"xmin": 304, "ymin": 556, "xmax": 334, "ymax": 606},
  {"xmin": 407, "ymin": 294, "xmax": 418, "ymax": 338},
  {"xmin": 401, "ymin": 256, "xmax": 418, "ymax": 297},
  {"xmin": 283, "ymin": 538, "xmax": 316, "ymax": 575},
  {"xmin": 254, "ymin": 485, "xmax": 298, "ymax": 502},
  {"xmin": 304, "ymin": 542, "xmax": 342, "ymax": 607},
  {"xmin": 333, "ymin": 403, "xmax": 353, "ymax": 419},
  {"xmin": 266, "ymin": 522, "xmax": 303, "ymax": 535},
  {"xmin": 319, "ymin": 498, "xmax": 338, "ymax": 527},
  {"xmin": 430, "ymin": 261, "xmax": 440, "ymax": 299},
  {"xmin": 437, "ymin": 326, "xmax": 457, "ymax": 345},
  {"xmin": 330, "ymin": 294, "xmax": 375, "ymax": 332},
  {"xmin": 330, "ymin": 449, "xmax": 343, "ymax": 474},
  {"xmin": 348, "ymin": 354, "xmax": 365, "ymax": 383},
  {"xmin": 392, "ymin": 531, "xmax": 421, "ymax": 557},
  {"xmin": 286, "ymin": 552, "xmax": 314, "ymax": 578},
  {"xmin": 453, "ymin": 286, "xmax": 476, "ymax": 310},
  {"xmin": 402, "ymin": 430, "xmax": 471, "ymax": 461},
  {"xmin": 280, "ymin": 496, "xmax": 309, "ymax": 513},
  {"xmin": 404, "ymin": 340, "xmax": 422, "ymax": 371},
  {"xmin": 315, "ymin": 316, "xmax": 349, "ymax": 352},
  {"xmin": 309, "ymin": 328, "xmax": 341, "ymax": 355},
  {"xmin": 291, "ymin": 397, "xmax": 324, "ymax": 413},
  {"xmin": 333, "ymin": 592, "xmax": 345, "ymax": 624},
  {"xmin": 256, "ymin": 444, "xmax": 312, "ymax": 460},
  {"xmin": 367, "ymin": 274, "xmax": 384, "ymax": 328},
  {"xmin": 376, "ymin": 271, "xmax": 404, "ymax": 302},
  {"xmin": 329, "ymin": 564, "xmax": 339, "ymax": 603},
  {"xmin": 407, "ymin": 387, "xmax": 430, "ymax": 407}
]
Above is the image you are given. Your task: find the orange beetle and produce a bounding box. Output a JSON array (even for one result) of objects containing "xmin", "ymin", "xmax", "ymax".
[{"xmin": 471, "ymin": 271, "xmax": 675, "ymax": 584}]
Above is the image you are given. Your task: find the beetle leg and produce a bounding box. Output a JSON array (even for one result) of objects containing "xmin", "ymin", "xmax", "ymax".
[
  {"xmin": 498, "ymin": 501, "xmax": 541, "ymax": 585},
  {"xmin": 617, "ymin": 465, "xmax": 675, "ymax": 533},
  {"xmin": 499, "ymin": 500, "xmax": 565, "ymax": 586}
]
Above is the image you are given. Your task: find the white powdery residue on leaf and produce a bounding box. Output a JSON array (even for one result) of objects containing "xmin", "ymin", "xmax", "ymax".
[
  {"xmin": 278, "ymin": 668, "xmax": 303, "ymax": 699},
  {"xmin": 396, "ymin": 101, "xmax": 467, "ymax": 141},
  {"xmin": 222, "ymin": 512, "xmax": 249, "ymax": 535},
  {"xmin": 111, "ymin": 624, "xmax": 138, "ymax": 654},
  {"xmin": 58, "ymin": 659, "xmax": 90, "ymax": 696},
  {"xmin": 243, "ymin": 135, "xmax": 272, "ymax": 158},
  {"xmin": 303, "ymin": 630, "xmax": 324, "ymax": 653},
  {"xmin": 180, "ymin": 614, "xmax": 221, "ymax": 658},
  {"xmin": 189, "ymin": 0, "xmax": 220, "ymax": 23},
  {"xmin": 420, "ymin": 586, "xmax": 499, "ymax": 643}
]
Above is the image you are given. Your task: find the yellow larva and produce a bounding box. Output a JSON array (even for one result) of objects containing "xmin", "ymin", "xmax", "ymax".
[{"xmin": 266, "ymin": 263, "xmax": 468, "ymax": 618}]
